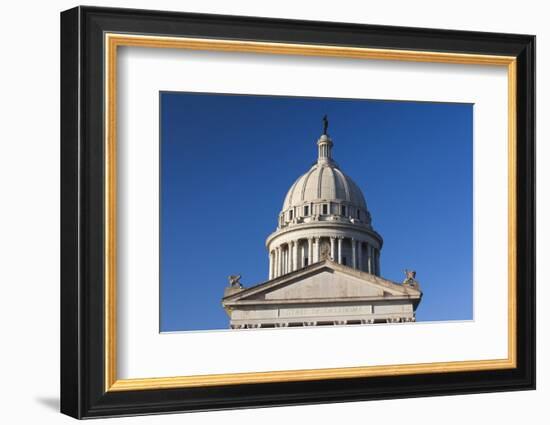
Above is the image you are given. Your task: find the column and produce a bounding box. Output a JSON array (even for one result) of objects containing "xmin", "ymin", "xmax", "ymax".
[
  {"xmin": 313, "ymin": 237, "xmax": 320, "ymax": 263},
  {"xmin": 269, "ymin": 250, "xmax": 273, "ymax": 279},
  {"xmin": 288, "ymin": 243, "xmax": 293, "ymax": 272},
  {"xmin": 337, "ymin": 237, "xmax": 343, "ymax": 264},
  {"xmin": 352, "ymin": 238, "xmax": 357, "ymax": 269},
  {"xmin": 286, "ymin": 247, "xmax": 290, "ymax": 273},
  {"xmin": 330, "ymin": 237, "xmax": 336, "ymax": 261},
  {"xmin": 287, "ymin": 245, "xmax": 291, "ymax": 273},
  {"xmin": 376, "ymin": 249, "xmax": 381, "ymax": 276},
  {"xmin": 308, "ymin": 238, "xmax": 313, "ymax": 266},
  {"xmin": 358, "ymin": 242, "xmax": 363, "ymax": 271},
  {"xmin": 292, "ymin": 241, "xmax": 298, "ymax": 271},
  {"xmin": 290, "ymin": 242, "xmax": 295, "ymax": 272},
  {"xmin": 301, "ymin": 244, "xmax": 306, "ymax": 267},
  {"xmin": 288, "ymin": 246, "xmax": 291, "ymax": 274},
  {"xmin": 275, "ymin": 247, "xmax": 280, "ymax": 278},
  {"xmin": 283, "ymin": 247, "xmax": 287, "ymax": 275},
  {"xmin": 367, "ymin": 245, "xmax": 372, "ymax": 274}
]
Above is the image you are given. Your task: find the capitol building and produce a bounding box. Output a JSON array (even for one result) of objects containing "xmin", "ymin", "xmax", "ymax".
[{"xmin": 222, "ymin": 119, "xmax": 422, "ymax": 329}]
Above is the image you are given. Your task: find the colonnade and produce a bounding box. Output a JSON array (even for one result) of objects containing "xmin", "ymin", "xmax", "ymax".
[
  {"xmin": 269, "ymin": 236, "xmax": 380, "ymax": 279},
  {"xmin": 230, "ymin": 316, "xmax": 415, "ymax": 329}
]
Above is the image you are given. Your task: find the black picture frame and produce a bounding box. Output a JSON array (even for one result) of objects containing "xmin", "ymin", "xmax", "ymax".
[{"xmin": 61, "ymin": 5, "xmax": 535, "ymax": 419}]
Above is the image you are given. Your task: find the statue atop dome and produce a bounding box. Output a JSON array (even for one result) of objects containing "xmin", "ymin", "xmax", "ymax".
[{"xmin": 322, "ymin": 114, "xmax": 329, "ymax": 135}]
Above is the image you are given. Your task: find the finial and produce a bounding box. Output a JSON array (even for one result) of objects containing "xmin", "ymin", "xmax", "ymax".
[{"xmin": 322, "ymin": 115, "xmax": 329, "ymax": 135}]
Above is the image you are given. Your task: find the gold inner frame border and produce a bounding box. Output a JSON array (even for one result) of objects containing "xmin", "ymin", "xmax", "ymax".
[{"xmin": 104, "ymin": 33, "xmax": 517, "ymax": 392}]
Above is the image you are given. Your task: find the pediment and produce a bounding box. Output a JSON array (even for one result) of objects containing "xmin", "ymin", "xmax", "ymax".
[
  {"xmin": 257, "ymin": 269, "xmax": 383, "ymax": 300},
  {"xmin": 223, "ymin": 261, "xmax": 419, "ymax": 304}
]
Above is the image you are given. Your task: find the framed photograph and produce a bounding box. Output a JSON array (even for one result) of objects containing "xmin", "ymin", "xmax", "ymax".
[{"xmin": 60, "ymin": 6, "xmax": 535, "ymax": 419}]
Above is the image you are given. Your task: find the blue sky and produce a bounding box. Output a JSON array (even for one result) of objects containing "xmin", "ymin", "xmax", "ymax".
[{"xmin": 160, "ymin": 92, "xmax": 473, "ymax": 332}]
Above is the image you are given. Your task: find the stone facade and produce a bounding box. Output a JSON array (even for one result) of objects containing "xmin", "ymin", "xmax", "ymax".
[
  {"xmin": 223, "ymin": 260, "xmax": 421, "ymax": 329},
  {"xmin": 222, "ymin": 123, "xmax": 422, "ymax": 328}
]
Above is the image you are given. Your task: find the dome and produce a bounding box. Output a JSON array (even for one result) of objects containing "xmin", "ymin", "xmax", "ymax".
[
  {"xmin": 283, "ymin": 163, "xmax": 367, "ymax": 211},
  {"xmin": 265, "ymin": 121, "xmax": 382, "ymax": 281},
  {"xmin": 276, "ymin": 133, "xmax": 372, "ymax": 229}
]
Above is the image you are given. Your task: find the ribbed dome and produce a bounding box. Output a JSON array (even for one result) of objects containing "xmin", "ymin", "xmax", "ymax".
[
  {"xmin": 274, "ymin": 131, "xmax": 373, "ymax": 231},
  {"xmin": 283, "ymin": 163, "xmax": 367, "ymax": 210}
]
